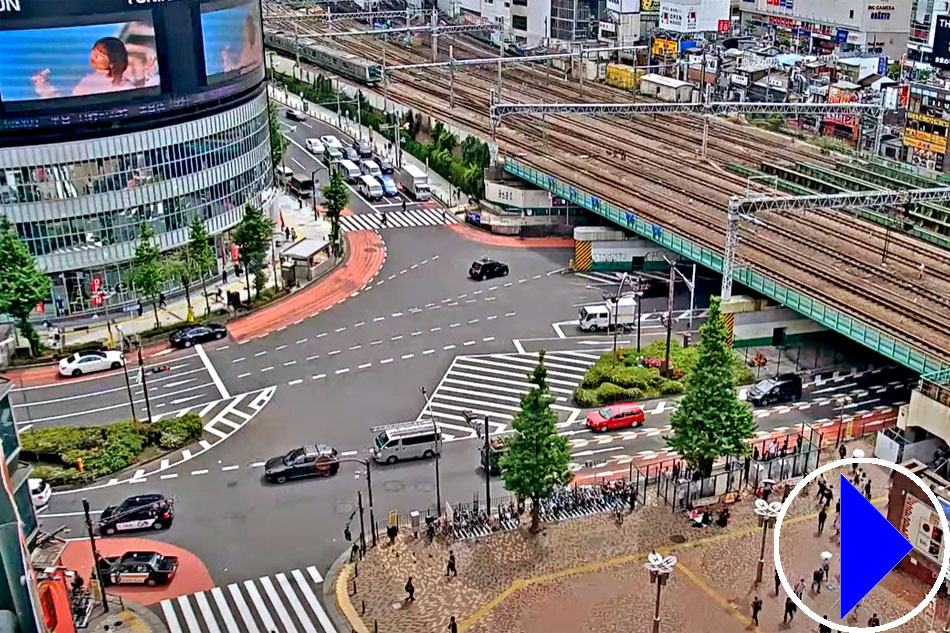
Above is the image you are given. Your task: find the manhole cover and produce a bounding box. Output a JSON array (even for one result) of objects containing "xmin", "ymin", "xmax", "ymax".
[
  {"xmin": 384, "ymin": 480, "xmax": 405, "ymax": 493},
  {"xmin": 364, "ymin": 247, "xmax": 378, "ymax": 253},
  {"xmin": 670, "ymin": 534, "xmax": 687, "ymax": 544}
]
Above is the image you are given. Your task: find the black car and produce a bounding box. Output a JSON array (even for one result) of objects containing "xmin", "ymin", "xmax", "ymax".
[
  {"xmin": 169, "ymin": 323, "xmax": 227, "ymax": 348},
  {"xmin": 343, "ymin": 147, "xmax": 360, "ymax": 163},
  {"xmin": 469, "ymin": 258, "xmax": 509, "ymax": 281},
  {"xmin": 98, "ymin": 494, "xmax": 174, "ymax": 536},
  {"xmin": 377, "ymin": 157, "xmax": 394, "ymax": 174},
  {"xmin": 265, "ymin": 444, "xmax": 340, "ymax": 484},
  {"xmin": 352, "ymin": 139, "xmax": 373, "ymax": 158},
  {"xmin": 747, "ymin": 373, "xmax": 803, "ymax": 407},
  {"xmin": 285, "ymin": 109, "xmax": 306, "ymax": 122},
  {"xmin": 98, "ymin": 551, "xmax": 179, "ymax": 587}
]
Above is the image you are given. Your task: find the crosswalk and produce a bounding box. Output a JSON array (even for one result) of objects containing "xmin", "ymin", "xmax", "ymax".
[
  {"xmin": 159, "ymin": 566, "xmax": 336, "ymax": 633},
  {"xmin": 340, "ymin": 209, "xmax": 458, "ymax": 232},
  {"xmin": 419, "ymin": 351, "xmax": 599, "ymax": 440}
]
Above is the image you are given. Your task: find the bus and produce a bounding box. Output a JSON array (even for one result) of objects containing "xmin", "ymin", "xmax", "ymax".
[{"xmin": 288, "ymin": 174, "xmax": 314, "ymax": 199}]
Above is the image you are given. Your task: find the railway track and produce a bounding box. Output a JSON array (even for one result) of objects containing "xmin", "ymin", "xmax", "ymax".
[{"xmin": 264, "ymin": 19, "xmax": 950, "ymax": 362}]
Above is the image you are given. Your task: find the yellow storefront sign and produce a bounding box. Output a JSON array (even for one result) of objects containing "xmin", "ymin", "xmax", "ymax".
[
  {"xmin": 903, "ymin": 133, "xmax": 948, "ymax": 154},
  {"xmin": 908, "ymin": 111, "xmax": 950, "ymax": 128},
  {"xmin": 652, "ymin": 37, "xmax": 677, "ymax": 57},
  {"xmin": 641, "ymin": 0, "xmax": 659, "ymax": 10}
]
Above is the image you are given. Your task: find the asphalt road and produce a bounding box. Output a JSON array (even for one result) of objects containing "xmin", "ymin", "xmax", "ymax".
[{"xmin": 31, "ymin": 109, "xmax": 914, "ymax": 633}]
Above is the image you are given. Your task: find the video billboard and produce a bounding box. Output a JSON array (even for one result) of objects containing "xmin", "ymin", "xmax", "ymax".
[
  {"xmin": 0, "ymin": 16, "xmax": 160, "ymax": 102},
  {"xmin": 201, "ymin": 0, "xmax": 264, "ymax": 84}
]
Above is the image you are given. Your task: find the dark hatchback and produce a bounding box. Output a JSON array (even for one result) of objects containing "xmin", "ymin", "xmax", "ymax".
[
  {"xmin": 265, "ymin": 444, "xmax": 340, "ymax": 484},
  {"xmin": 169, "ymin": 323, "xmax": 227, "ymax": 348},
  {"xmin": 469, "ymin": 258, "xmax": 509, "ymax": 281},
  {"xmin": 747, "ymin": 373, "xmax": 803, "ymax": 407},
  {"xmin": 98, "ymin": 494, "xmax": 174, "ymax": 536}
]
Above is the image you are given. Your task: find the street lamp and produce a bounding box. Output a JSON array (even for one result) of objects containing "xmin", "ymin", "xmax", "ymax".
[
  {"xmin": 834, "ymin": 395, "xmax": 854, "ymax": 448},
  {"xmin": 419, "ymin": 386, "xmax": 442, "ymax": 513},
  {"xmin": 754, "ymin": 499, "xmax": 782, "ymax": 584},
  {"xmin": 115, "ymin": 325, "xmax": 138, "ymax": 426},
  {"xmin": 645, "ymin": 551, "xmax": 677, "ymax": 633},
  {"xmin": 137, "ymin": 343, "xmax": 153, "ymax": 424},
  {"xmin": 331, "ymin": 456, "xmax": 377, "ymax": 547}
]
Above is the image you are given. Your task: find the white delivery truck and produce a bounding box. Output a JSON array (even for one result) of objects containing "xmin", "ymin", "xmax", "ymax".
[
  {"xmin": 397, "ymin": 164, "xmax": 431, "ymax": 201},
  {"xmin": 578, "ymin": 296, "xmax": 638, "ymax": 332}
]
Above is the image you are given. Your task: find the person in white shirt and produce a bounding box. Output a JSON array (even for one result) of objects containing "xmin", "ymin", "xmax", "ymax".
[{"xmin": 32, "ymin": 36, "xmax": 134, "ymax": 98}]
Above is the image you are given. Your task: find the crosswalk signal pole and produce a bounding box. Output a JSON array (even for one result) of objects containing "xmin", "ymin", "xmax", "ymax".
[
  {"xmin": 357, "ymin": 491, "xmax": 366, "ymax": 557},
  {"xmin": 83, "ymin": 499, "xmax": 109, "ymax": 613},
  {"xmin": 484, "ymin": 415, "xmax": 491, "ymax": 517},
  {"xmin": 138, "ymin": 344, "xmax": 153, "ymax": 424}
]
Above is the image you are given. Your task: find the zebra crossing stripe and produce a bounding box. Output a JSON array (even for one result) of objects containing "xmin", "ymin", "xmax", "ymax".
[
  {"xmin": 276, "ymin": 573, "xmax": 318, "ymax": 633},
  {"xmin": 228, "ymin": 583, "xmax": 261, "ymax": 633},
  {"xmin": 243, "ymin": 579, "xmax": 278, "ymax": 633},
  {"xmin": 194, "ymin": 592, "xmax": 222, "ymax": 633},
  {"xmin": 258, "ymin": 576, "xmax": 298, "ymax": 633},
  {"xmin": 211, "ymin": 587, "xmax": 241, "ymax": 633},
  {"xmin": 177, "ymin": 595, "xmax": 202, "ymax": 633},
  {"xmin": 341, "ymin": 210, "xmax": 458, "ymax": 232},
  {"xmin": 292, "ymin": 569, "xmax": 337, "ymax": 633},
  {"xmin": 162, "ymin": 599, "xmax": 184, "ymax": 633}
]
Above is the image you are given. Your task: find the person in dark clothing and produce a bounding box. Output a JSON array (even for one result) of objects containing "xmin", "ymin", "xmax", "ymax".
[
  {"xmin": 751, "ymin": 596, "xmax": 762, "ymax": 626},
  {"xmin": 158, "ymin": 292, "xmax": 167, "ymax": 309},
  {"xmin": 381, "ymin": 211, "xmax": 388, "ymax": 226},
  {"xmin": 405, "ymin": 577, "xmax": 415, "ymax": 602},
  {"xmin": 867, "ymin": 614, "xmax": 881, "ymax": 627},
  {"xmin": 783, "ymin": 596, "xmax": 796, "ymax": 623},
  {"xmin": 136, "ymin": 300, "xmax": 143, "ymax": 317},
  {"xmin": 819, "ymin": 617, "xmax": 832, "ymax": 633},
  {"xmin": 812, "ymin": 568, "xmax": 824, "ymax": 594},
  {"xmin": 448, "ymin": 616, "xmax": 458, "ymax": 633},
  {"xmin": 818, "ymin": 506, "xmax": 828, "ymax": 534},
  {"xmin": 838, "ymin": 444, "xmax": 847, "ymax": 460},
  {"xmin": 402, "ymin": 198, "xmax": 407, "ymax": 213},
  {"xmin": 774, "ymin": 570, "xmax": 781, "ymax": 596},
  {"xmin": 285, "ymin": 227, "xmax": 291, "ymax": 241},
  {"xmin": 753, "ymin": 447, "xmax": 760, "ymax": 461},
  {"xmin": 865, "ymin": 480, "xmax": 872, "ymax": 499},
  {"xmin": 446, "ymin": 551, "xmax": 457, "ymax": 577}
]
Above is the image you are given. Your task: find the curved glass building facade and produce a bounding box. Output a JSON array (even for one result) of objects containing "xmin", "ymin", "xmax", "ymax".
[{"xmin": 0, "ymin": 88, "xmax": 272, "ymax": 317}]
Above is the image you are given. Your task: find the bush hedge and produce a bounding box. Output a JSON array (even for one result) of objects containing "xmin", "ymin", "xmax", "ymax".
[
  {"xmin": 21, "ymin": 412, "xmax": 203, "ymax": 486},
  {"xmin": 573, "ymin": 340, "xmax": 753, "ymax": 407}
]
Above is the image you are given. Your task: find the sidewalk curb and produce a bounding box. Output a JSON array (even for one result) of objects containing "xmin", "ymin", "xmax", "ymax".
[
  {"xmin": 323, "ymin": 547, "xmax": 370, "ymax": 633},
  {"xmin": 124, "ymin": 599, "xmax": 169, "ymax": 633}
]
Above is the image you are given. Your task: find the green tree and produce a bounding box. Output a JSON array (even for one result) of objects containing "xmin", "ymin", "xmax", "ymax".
[
  {"xmin": 163, "ymin": 251, "xmax": 195, "ymax": 321},
  {"xmin": 233, "ymin": 204, "xmax": 272, "ymax": 300},
  {"xmin": 666, "ymin": 298, "xmax": 756, "ymax": 475},
  {"xmin": 0, "ymin": 218, "xmax": 51, "ymax": 356},
  {"xmin": 268, "ymin": 100, "xmax": 288, "ymax": 172},
  {"xmin": 499, "ymin": 351, "xmax": 571, "ymax": 533},
  {"xmin": 187, "ymin": 216, "xmax": 217, "ymax": 316},
  {"xmin": 131, "ymin": 222, "xmax": 165, "ymax": 329},
  {"xmin": 322, "ymin": 169, "xmax": 349, "ymax": 252}
]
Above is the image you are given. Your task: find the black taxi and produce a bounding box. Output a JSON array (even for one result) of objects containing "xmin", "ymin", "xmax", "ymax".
[
  {"xmin": 97, "ymin": 494, "xmax": 174, "ymax": 536},
  {"xmin": 265, "ymin": 444, "xmax": 340, "ymax": 484},
  {"xmin": 98, "ymin": 551, "xmax": 179, "ymax": 587}
]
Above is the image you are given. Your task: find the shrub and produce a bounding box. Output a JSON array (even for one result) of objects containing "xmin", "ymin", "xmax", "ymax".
[
  {"xmin": 27, "ymin": 464, "xmax": 94, "ymax": 487},
  {"xmin": 149, "ymin": 413, "xmax": 203, "ymax": 449},
  {"xmin": 573, "ymin": 387, "xmax": 598, "ymax": 408},
  {"xmin": 660, "ymin": 380, "xmax": 685, "ymax": 395}
]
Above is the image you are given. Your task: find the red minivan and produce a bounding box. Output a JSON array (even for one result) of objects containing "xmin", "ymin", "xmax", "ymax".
[{"xmin": 586, "ymin": 402, "xmax": 645, "ymax": 432}]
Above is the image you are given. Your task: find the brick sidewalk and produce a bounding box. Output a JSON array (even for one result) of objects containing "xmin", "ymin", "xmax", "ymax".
[{"xmin": 340, "ymin": 443, "xmax": 939, "ymax": 633}]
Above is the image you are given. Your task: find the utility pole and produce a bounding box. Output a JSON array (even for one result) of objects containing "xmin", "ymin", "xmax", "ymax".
[
  {"xmin": 664, "ymin": 264, "xmax": 676, "ymax": 376},
  {"xmin": 484, "ymin": 415, "xmax": 491, "ymax": 517},
  {"xmin": 137, "ymin": 344, "xmax": 152, "ymax": 424},
  {"xmin": 382, "ymin": 49, "xmax": 388, "ymax": 114},
  {"xmin": 82, "ymin": 499, "xmax": 109, "ymax": 612},
  {"xmin": 117, "ymin": 326, "xmax": 138, "ymax": 426},
  {"xmin": 449, "ymin": 45, "xmax": 455, "ymax": 109},
  {"xmin": 357, "ymin": 490, "xmax": 366, "ymax": 557},
  {"xmin": 419, "ymin": 387, "xmax": 442, "ymax": 513},
  {"xmin": 497, "ymin": 37, "xmax": 504, "ymax": 98}
]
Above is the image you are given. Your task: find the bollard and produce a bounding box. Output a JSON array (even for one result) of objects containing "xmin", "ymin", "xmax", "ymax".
[
  {"xmin": 375, "ymin": 620, "xmax": 378, "ymax": 633},
  {"xmin": 362, "ymin": 600, "xmax": 366, "ymax": 615},
  {"xmin": 354, "ymin": 561, "xmax": 358, "ymax": 578},
  {"xmin": 351, "ymin": 577, "xmax": 357, "ymax": 595}
]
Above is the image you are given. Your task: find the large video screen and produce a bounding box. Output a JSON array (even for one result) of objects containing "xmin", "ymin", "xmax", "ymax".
[
  {"xmin": 201, "ymin": 0, "xmax": 264, "ymax": 85},
  {"xmin": 0, "ymin": 17, "xmax": 160, "ymax": 102}
]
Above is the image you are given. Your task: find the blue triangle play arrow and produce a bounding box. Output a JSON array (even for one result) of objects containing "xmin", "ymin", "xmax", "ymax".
[{"xmin": 840, "ymin": 473, "xmax": 913, "ymax": 619}]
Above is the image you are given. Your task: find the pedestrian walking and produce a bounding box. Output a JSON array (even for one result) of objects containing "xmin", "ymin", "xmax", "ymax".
[
  {"xmin": 782, "ymin": 482, "xmax": 792, "ymax": 502},
  {"xmin": 751, "ymin": 596, "xmax": 763, "ymax": 626},
  {"xmin": 865, "ymin": 479, "xmax": 872, "ymax": 499},
  {"xmin": 446, "ymin": 551, "xmax": 457, "ymax": 577},
  {"xmin": 822, "ymin": 559, "xmax": 830, "ymax": 581},
  {"xmin": 448, "ymin": 617, "xmax": 458, "ymax": 633},
  {"xmin": 402, "ymin": 198, "xmax": 407, "ymax": 213},
  {"xmin": 158, "ymin": 292, "xmax": 167, "ymax": 309},
  {"xmin": 867, "ymin": 614, "xmax": 880, "ymax": 627},
  {"xmin": 381, "ymin": 211, "xmax": 388, "ymax": 226},
  {"xmin": 832, "ymin": 498, "xmax": 841, "ymax": 531},
  {"xmin": 839, "ymin": 444, "xmax": 847, "ymax": 460},
  {"xmin": 820, "ymin": 617, "xmax": 832, "ymax": 633},
  {"xmin": 812, "ymin": 568, "xmax": 823, "ymax": 594},
  {"xmin": 774, "ymin": 570, "xmax": 780, "ymax": 596},
  {"xmin": 794, "ymin": 578, "xmax": 805, "ymax": 599},
  {"xmin": 404, "ymin": 577, "xmax": 415, "ymax": 602},
  {"xmin": 285, "ymin": 227, "xmax": 291, "ymax": 241},
  {"xmin": 783, "ymin": 596, "xmax": 796, "ymax": 623},
  {"xmin": 817, "ymin": 506, "xmax": 828, "ymax": 534},
  {"xmin": 222, "ymin": 269, "xmax": 228, "ymax": 284}
]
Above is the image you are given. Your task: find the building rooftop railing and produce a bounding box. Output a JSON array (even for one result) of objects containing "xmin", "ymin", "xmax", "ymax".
[{"xmin": 920, "ymin": 369, "xmax": 950, "ymax": 407}]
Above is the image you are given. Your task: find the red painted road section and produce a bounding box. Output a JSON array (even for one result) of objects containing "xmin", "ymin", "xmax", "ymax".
[
  {"xmin": 227, "ymin": 229, "xmax": 386, "ymax": 341},
  {"xmin": 5, "ymin": 341, "xmax": 175, "ymax": 388},
  {"xmin": 62, "ymin": 537, "xmax": 213, "ymax": 605},
  {"xmin": 446, "ymin": 222, "xmax": 573, "ymax": 248}
]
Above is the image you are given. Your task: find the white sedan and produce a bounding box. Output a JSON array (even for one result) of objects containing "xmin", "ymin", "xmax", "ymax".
[
  {"xmin": 305, "ymin": 138, "xmax": 325, "ymax": 154},
  {"xmin": 29, "ymin": 478, "xmax": 51, "ymax": 508},
  {"xmin": 320, "ymin": 134, "xmax": 343, "ymax": 149},
  {"xmin": 58, "ymin": 349, "xmax": 125, "ymax": 377}
]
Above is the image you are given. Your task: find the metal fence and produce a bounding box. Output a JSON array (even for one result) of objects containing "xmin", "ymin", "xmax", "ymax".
[{"xmin": 656, "ymin": 460, "xmax": 746, "ymax": 511}]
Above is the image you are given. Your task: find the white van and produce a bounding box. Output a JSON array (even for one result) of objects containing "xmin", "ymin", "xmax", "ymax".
[
  {"xmin": 358, "ymin": 174, "xmax": 383, "ymax": 201},
  {"xmin": 360, "ymin": 159, "xmax": 382, "ymax": 178},
  {"xmin": 275, "ymin": 165, "xmax": 294, "ymax": 184},
  {"xmin": 372, "ymin": 421, "xmax": 442, "ymax": 464},
  {"xmin": 335, "ymin": 159, "xmax": 361, "ymax": 183}
]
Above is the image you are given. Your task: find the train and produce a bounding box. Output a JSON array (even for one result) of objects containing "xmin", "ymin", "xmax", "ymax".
[{"xmin": 264, "ymin": 32, "xmax": 383, "ymax": 85}]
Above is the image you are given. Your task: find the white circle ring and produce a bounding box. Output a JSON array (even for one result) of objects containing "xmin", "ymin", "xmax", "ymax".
[{"xmin": 773, "ymin": 457, "xmax": 950, "ymax": 633}]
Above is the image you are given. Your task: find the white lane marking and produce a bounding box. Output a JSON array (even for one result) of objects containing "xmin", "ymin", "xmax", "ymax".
[
  {"xmin": 191, "ymin": 469, "xmax": 209, "ymax": 476},
  {"xmin": 358, "ymin": 363, "xmax": 372, "ymax": 369},
  {"xmin": 328, "ymin": 350, "xmax": 341, "ymax": 356},
  {"xmin": 391, "ymin": 335, "xmax": 403, "ymax": 341},
  {"xmin": 233, "ymin": 357, "xmax": 246, "ymax": 363},
  {"xmin": 238, "ymin": 373, "xmax": 251, "ymax": 378},
  {"xmin": 463, "ymin": 341, "xmax": 476, "ymax": 346},
  {"xmin": 288, "ymin": 379, "xmax": 303, "ymax": 386},
  {"xmin": 444, "ymin": 344, "xmax": 456, "ymax": 350},
  {"xmin": 317, "ymin": 332, "xmax": 327, "ymax": 338},
  {"xmin": 261, "ymin": 367, "xmax": 274, "ymax": 373},
  {"xmin": 423, "ymin": 349, "xmax": 435, "ymax": 355},
  {"xmin": 254, "ymin": 351, "xmax": 267, "ymax": 357},
  {"xmin": 296, "ymin": 338, "xmax": 308, "ymax": 344},
  {"xmin": 221, "ymin": 465, "xmax": 240, "ymax": 471},
  {"xmin": 306, "ymin": 355, "xmax": 320, "ymax": 361},
  {"xmin": 335, "ymin": 327, "xmax": 346, "ymax": 332},
  {"xmin": 380, "ymin": 358, "xmax": 394, "ymax": 364},
  {"xmin": 336, "ymin": 368, "xmax": 350, "ymax": 374},
  {"xmin": 402, "ymin": 353, "xmax": 414, "ymax": 359},
  {"xmin": 283, "ymin": 360, "xmax": 297, "ymax": 366},
  {"xmin": 483, "ymin": 337, "xmax": 495, "ymax": 342},
  {"xmin": 350, "ymin": 344, "xmax": 363, "ymax": 350},
  {"xmin": 313, "ymin": 374, "xmax": 326, "ymax": 380}
]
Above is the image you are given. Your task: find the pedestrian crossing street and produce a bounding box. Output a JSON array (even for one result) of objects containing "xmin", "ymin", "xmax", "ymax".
[
  {"xmin": 159, "ymin": 565, "xmax": 336, "ymax": 633},
  {"xmin": 419, "ymin": 351, "xmax": 600, "ymax": 440},
  {"xmin": 340, "ymin": 209, "xmax": 458, "ymax": 232}
]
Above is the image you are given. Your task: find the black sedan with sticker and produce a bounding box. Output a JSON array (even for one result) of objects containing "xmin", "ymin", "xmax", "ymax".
[
  {"xmin": 98, "ymin": 551, "xmax": 179, "ymax": 587},
  {"xmin": 97, "ymin": 494, "xmax": 174, "ymax": 536}
]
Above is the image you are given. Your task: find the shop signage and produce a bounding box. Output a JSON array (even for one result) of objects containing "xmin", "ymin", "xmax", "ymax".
[
  {"xmin": 717, "ymin": 19, "xmax": 730, "ymax": 33},
  {"xmin": 730, "ymin": 74, "xmax": 749, "ymax": 86},
  {"xmin": 768, "ymin": 15, "xmax": 798, "ymax": 28},
  {"xmin": 933, "ymin": 15, "xmax": 950, "ymax": 68},
  {"xmin": 652, "ymin": 37, "xmax": 678, "ymax": 56},
  {"xmin": 909, "ymin": 111, "xmax": 950, "ymax": 127}
]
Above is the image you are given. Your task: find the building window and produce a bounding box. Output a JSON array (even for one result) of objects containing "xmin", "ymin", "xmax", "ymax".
[
  {"xmin": 849, "ymin": 9, "xmax": 854, "ymax": 18},
  {"xmin": 513, "ymin": 0, "xmax": 527, "ymax": 5},
  {"xmin": 512, "ymin": 14, "xmax": 528, "ymax": 30}
]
